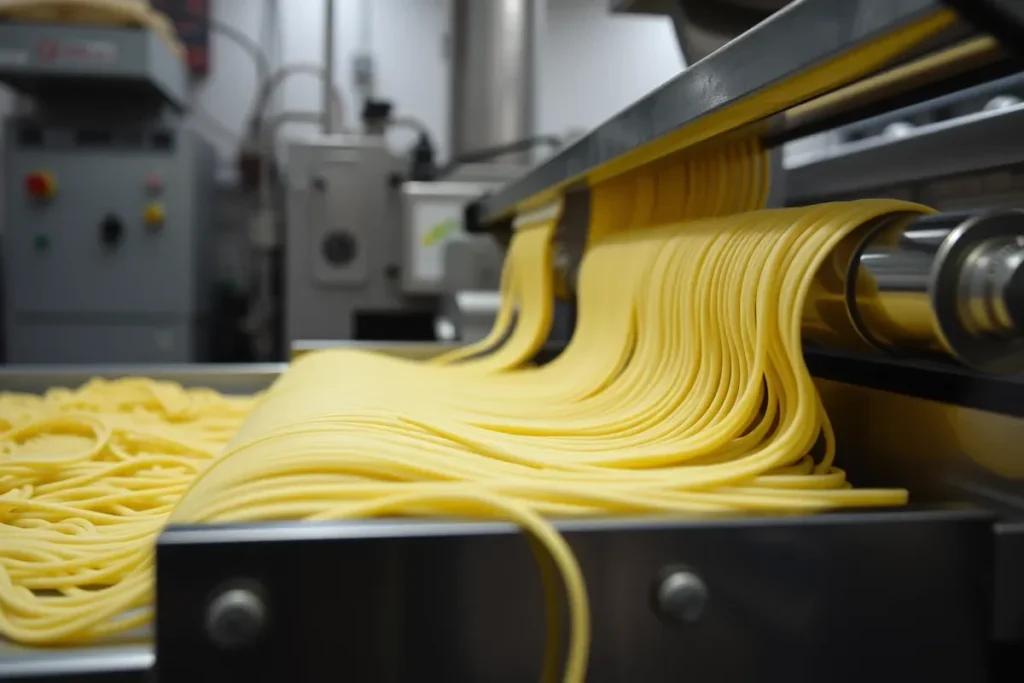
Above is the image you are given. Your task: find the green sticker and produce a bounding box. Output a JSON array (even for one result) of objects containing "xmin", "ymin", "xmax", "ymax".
[{"xmin": 423, "ymin": 219, "xmax": 459, "ymax": 247}]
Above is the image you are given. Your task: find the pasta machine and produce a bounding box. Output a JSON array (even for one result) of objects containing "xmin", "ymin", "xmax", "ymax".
[{"xmin": 4, "ymin": 0, "xmax": 1024, "ymax": 681}]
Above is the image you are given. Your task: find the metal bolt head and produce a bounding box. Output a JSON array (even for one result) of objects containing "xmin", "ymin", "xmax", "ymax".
[
  {"xmin": 205, "ymin": 585, "xmax": 267, "ymax": 649},
  {"xmin": 653, "ymin": 567, "xmax": 708, "ymax": 626}
]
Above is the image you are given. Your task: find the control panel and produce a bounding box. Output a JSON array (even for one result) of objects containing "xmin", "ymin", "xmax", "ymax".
[{"xmin": 3, "ymin": 121, "xmax": 215, "ymax": 332}]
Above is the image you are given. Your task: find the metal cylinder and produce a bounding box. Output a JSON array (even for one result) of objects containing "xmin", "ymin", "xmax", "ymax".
[
  {"xmin": 558, "ymin": 207, "xmax": 1024, "ymax": 373},
  {"xmin": 804, "ymin": 210, "xmax": 1024, "ymax": 374},
  {"xmin": 323, "ymin": 0, "xmax": 337, "ymax": 134},
  {"xmin": 449, "ymin": 0, "xmax": 538, "ymax": 161}
]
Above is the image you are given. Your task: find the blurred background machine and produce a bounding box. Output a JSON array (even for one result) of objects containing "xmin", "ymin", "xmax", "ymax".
[
  {"xmin": 0, "ymin": 20, "xmax": 216, "ymax": 364},
  {"xmin": 283, "ymin": 0, "xmax": 539, "ymax": 345}
]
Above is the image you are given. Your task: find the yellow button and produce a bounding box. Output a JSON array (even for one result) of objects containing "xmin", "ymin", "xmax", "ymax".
[{"xmin": 144, "ymin": 203, "xmax": 165, "ymax": 226}]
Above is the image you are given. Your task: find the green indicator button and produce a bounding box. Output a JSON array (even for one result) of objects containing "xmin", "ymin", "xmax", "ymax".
[{"xmin": 33, "ymin": 234, "xmax": 50, "ymax": 251}]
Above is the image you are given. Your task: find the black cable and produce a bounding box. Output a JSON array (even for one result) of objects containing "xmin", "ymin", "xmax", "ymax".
[{"xmin": 436, "ymin": 136, "xmax": 563, "ymax": 178}]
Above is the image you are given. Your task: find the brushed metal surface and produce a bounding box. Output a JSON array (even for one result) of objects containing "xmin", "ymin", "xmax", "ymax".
[
  {"xmin": 156, "ymin": 510, "xmax": 995, "ymax": 683},
  {"xmin": 449, "ymin": 0, "xmax": 538, "ymax": 161}
]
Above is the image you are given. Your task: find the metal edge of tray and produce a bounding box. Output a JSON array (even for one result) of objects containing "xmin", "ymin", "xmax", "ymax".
[
  {"xmin": 0, "ymin": 364, "xmax": 287, "ymax": 395},
  {"xmin": 290, "ymin": 340, "xmax": 461, "ymax": 360},
  {"xmin": 0, "ymin": 637, "xmax": 153, "ymax": 683},
  {"xmin": 158, "ymin": 506, "xmax": 994, "ymax": 547},
  {"xmin": 475, "ymin": 0, "xmax": 948, "ymax": 224},
  {"xmin": 786, "ymin": 100, "xmax": 1024, "ymax": 203}
]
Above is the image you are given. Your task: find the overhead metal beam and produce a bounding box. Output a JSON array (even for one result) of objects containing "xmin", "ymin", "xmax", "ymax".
[{"xmin": 475, "ymin": 0, "xmax": 961, "ymax": 227}]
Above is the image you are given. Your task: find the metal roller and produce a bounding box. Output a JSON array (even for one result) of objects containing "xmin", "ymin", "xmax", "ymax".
[
  {"xmin": 554, "ymin": 205, "xmax": 1024, "ymax": 374},
  {"xmin": 804, "ymin": 210, "xmax": 1024, "ymax": 374}
]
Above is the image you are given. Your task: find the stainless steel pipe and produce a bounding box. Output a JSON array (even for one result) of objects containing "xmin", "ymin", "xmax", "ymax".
[
  {"xmin": 322, "ymin": 0, "xmax": 337, "ymax": 134},
  {"xmin": 449, "ymin": 0, "xmax": 538, "ymax": 162},
  {"xmin": 805, "ymin": 210, "xmax": 1024, "ymax": 374}
]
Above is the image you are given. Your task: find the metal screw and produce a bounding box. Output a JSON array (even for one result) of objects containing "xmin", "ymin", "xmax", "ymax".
[
  {"xmin": 205, "ymin": 585, "xmax": 266, "ymax": 648},
  {"xmin": 653, "ymin": 567, "xmax": 708, "ymax": 626}
]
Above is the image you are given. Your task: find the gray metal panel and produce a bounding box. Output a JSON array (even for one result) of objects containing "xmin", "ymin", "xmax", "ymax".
[
  {"xmin": 308, "ymin": 143, "xmax": 374, "ymax": 286},
  {"xmin": 478, "ymin": 0, "xmax": 949, "ymax": 222},
  {"xmin": 3, "ymin": 121, "xmax": 202, "ymax": 316},
  {"xmin": 7, "ymin": 320, "xmax": 207, "ymax": 364},
  {"xmin": 285, "ymin": 135, "xmax": 430, "ymax": 342},
  {"xmin": 0, "ymin": 23, "xmax": 186, "ymax": 108},
  {"xmin": 787, "ymin": 102, "xmax": 1024, "ymax": 203},
  {"xmin": 188, "ymin": 130, "xmax": 217, "ymax": 316},
  {"xmin": 1, "ymin": 119, "xmax": 216, "ymax": 363},
  {"xmin": 155, "ymin": 510, "xmax": 995, "ymax": 683}
]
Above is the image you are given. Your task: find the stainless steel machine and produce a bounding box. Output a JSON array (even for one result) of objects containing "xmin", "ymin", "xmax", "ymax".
[
  {"xmin": 284, "ymin": 0, "xmax": 537, "ymax": 345},
  {"xmin": 4, "ymin": 1, "xmax": 1024, "ymax": 681},
  {"xmin": 0, "ymin": 22, "xmax": 216, "ymax": 364},
  {"xmin": 283, "ymin": 135, "xmax": 511, "ymax": 343}
]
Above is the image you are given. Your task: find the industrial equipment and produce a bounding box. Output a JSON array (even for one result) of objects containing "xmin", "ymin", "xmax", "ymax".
[
  {"xmin": 283, "ymin": 138, "xmax": 512, "ymax": 341},
  {"xmin": 0, "ymin": 21, "xmax": 216, "ymax": 364},
  {"xmin": 282, "ymin": 137, "xmax": 504, "ymax": 342},
  {"xmin": 5, "ymin": 0, "xmax": 1024, "ymax": 681},
  {"xmin": 283, "ymin": 0, "xmax": 538, "ymax": 345}
]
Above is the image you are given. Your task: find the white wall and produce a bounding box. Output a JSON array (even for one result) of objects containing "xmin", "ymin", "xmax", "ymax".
[
  {"xmin": 194, "ymin": 0, "xmax": 684, "ymax": 165},
  {"xmin": 540, "ymin": 0, "xmax": 684, "ymax": 138}
]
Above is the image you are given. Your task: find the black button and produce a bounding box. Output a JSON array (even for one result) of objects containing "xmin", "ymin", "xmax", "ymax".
[
  {"xmin": 322, "ymin": 231, "xmax": 357, "ymax": 266},
  {"xmin": 100, "ymin": 215, "xmax": 123, "ymax": 247}
]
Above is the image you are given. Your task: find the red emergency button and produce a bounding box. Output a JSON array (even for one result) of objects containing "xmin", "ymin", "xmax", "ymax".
[{"xmin": 25, "ymin": 172, "xmax": 57, "ymax": 200}]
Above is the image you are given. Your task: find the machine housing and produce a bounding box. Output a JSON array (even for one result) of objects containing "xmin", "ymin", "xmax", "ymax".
[
  {"xmin": 0, "ymin": 22, "xmax": 216, "ymax": 364},
  {"xmin": 285, "ymin": 136, "xmax": 508, "ymax": 343}
]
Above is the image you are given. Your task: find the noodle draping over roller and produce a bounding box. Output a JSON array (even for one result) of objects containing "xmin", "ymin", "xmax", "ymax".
[{"xmin": 0, "ymin": 134, "xmax": 932, "ymax": 681}]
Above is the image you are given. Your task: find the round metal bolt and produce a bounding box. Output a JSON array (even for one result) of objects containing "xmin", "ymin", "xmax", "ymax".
[
  {"xmin": 653, "ymin": 567, "xmax": 708, "ymax": 626},
  {"xmin": 205, "ymin": 586, "xmax": 267, "ymax": 648}
]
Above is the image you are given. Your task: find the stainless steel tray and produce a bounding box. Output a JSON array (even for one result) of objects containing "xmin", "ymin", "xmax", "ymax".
[
  {"xmin": 0, "ymin": 363, "xmax": 286, "ymax": 395},
  {"xmin": 0, "ymin": 633, "xmax": 153, "ymax": 681}
]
